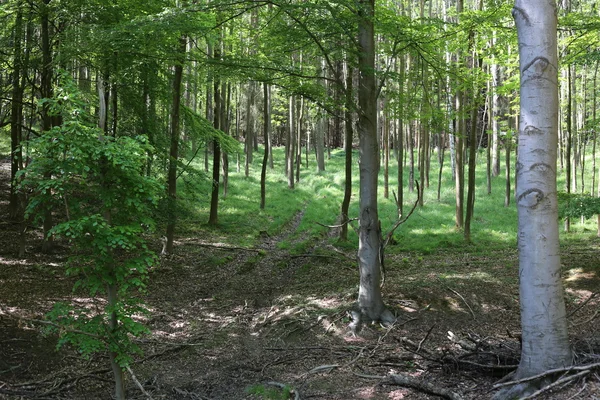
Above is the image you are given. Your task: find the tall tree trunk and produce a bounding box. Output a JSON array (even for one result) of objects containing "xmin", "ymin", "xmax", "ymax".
[
  {"xmin": 9, "ymin": 3, "xmax": 24, "ymax": 220},
  {"xmin": 496, "ymin": 4, "xmax": 572, "ymax": 398},
  {"xmin": 354, "ymin": 0, "xmax": 394, "ymax": 328},
  {"xmin": 340, "ymin": 66, "xmax": 354, "ymax": 241},
  {"xmin": 260, "ymin": 83, "xmax": 270, "ymax": 210},
  {"xmin": 565, "ymin": 65, "xmax": 573, "ymax": 232},
  {"xmin": 166, "ymin": 36, "xmax": 186, "ymax": 253},
  {"xmin": 287, "ymin": 96, "xmax": 295, "ymax": 189},
  {"xmin": 208, "ymin": 52, "xmax": 222, "ymax": 226},
  {"xmin": 491, "ymin": 32, "xmax": 501, "ymax": 177},
  {"xmin": 40, "ymin": 0, "xmax": 54, "ymax": 253},
  {"xmin": 465, "ymin": 49, "xmax": 481, "ymax": 242}
]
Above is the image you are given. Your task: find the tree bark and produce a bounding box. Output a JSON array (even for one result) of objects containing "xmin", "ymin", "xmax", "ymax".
[
  {"xmin": 166, "ymin": 36, "xmax": 187, "ymax": 253},
  {"xmin": 260, "ymin": 83, "xmax": 270, "ymax": 210},
  {"xmin": 496, "ymin": 3, "xmax": 573, "ymax": 397},
  {"xmin": 9, "ymin": 3, "xmax": 24, "ymax": 220},
  {"xmin": 355, "ymin": 0, "xmax": 393, "ymax": 327},
  {"xmin": 340, "ymin": 65, "xmax": 354, "ymax": 241}
]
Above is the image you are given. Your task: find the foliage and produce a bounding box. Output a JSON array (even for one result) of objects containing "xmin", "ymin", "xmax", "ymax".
[
  {"xmin": 19, "ymin": 74, "xmax": 160, "ymax": 367},
  {"xmin": 246, "ymin": 384, "xmax": 292, "ymax": 400},
  {"xmin": 558, "ymin": 192, "xmax": 600, "ymax": 220}
]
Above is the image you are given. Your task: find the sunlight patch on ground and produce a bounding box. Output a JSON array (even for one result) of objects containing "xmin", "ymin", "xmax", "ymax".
[
  {"xmin": 356, "ymin": 386, "xmax": 377, "ymax": 398},
  {"xmin": 439, "ymin": 271, "xmax": 501, "ymax": 284},
  {"xmin": 566, "ymin": 268, "xmax": 597, "ymax": 282},
  {"xmin": 388, "ymin": 388, "xmax": 408, "ymax": 399},
  {"xmin": 443, "ymin": 296, "xmax": 465, "ymax": 313}
]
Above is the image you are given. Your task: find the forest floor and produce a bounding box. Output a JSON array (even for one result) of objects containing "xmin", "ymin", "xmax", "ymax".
[{"xmin": 1, "ymin": 158, "xmax": 600, "ymax": 400}]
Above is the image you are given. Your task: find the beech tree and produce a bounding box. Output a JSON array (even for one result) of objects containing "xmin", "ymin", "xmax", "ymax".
[
  {"xmin": 495, "ymin": 1, "xmax": 572, "ymax": 398},
  {"xmin": 354, "ymin": 0, "xmax": 394, "ymax": 326}
]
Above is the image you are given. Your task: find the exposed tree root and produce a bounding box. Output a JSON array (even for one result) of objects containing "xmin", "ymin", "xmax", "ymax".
[{"xmin": 492, "ymin": 362, "xmax": 600, "ymax": 400}]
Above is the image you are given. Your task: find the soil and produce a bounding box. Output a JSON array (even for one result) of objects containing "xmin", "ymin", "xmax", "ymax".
[{"xmin": 1, "ymin": 157, "xmax": 599, "ymax": 400}]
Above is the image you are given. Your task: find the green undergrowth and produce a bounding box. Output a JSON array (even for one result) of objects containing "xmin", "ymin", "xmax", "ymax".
[{"xmin": 174, "ymin": 145, "xmax": 600, "ymax": 255}]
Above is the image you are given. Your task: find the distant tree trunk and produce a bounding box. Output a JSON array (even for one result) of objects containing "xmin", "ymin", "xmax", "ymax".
[
  {"xmin": 465, "ymin": 52, "xmax": 481, "ymax": 242},
  {"xmin": 455, "ymin": 94, "xmax": 465, "ymax": 229},
  {"xmin": 9, "ymin": 4, "xmax": 24, "ymax": 220},
  {"xmin": 565, "ymin": 66, "xmax": 573, "ymax": 232},
  {"xmin": 437, "ymin": 132, "xmax": 445, "ymax": 201},
  {"xmin": 260, "ymin": 83, "xmax": 270, "ymax": 210},
  {"xmin": 491, "ymin": 34, "xmax": 501, "ymax": 177},
  {"xmin": 245, "ymin": 81, "xmax": 255, "ymax": 177},
  {"xmin": 340, "ymin": 66, "xmax": 354, "ymax": 242},
  {"xmin": 221, "ymin": 81, "xmax": 230, "ymax": 199},
  {"xmin": 495, "ymin": 4, "xmax": 572, "ymax": 398},
  {"xmin": 208, "ymin": 60, "xmax": 222, "ymax": 226},
  {"xmin": 166, "ymin": 36, "xmax": 186, "ymax": 254},
  {"xmin": 287, "ymin": 96, "xmax": 295, "ymax": 189},
  {"xmin": 295, "ymin": 97, "xmax": 303, "ymax": 183},
  {"xmin": 486, "ymin": 87, "xmax": 492, "ymax": 195},
  {"xmin": 409, "ymin": 122, "xmax": 415, "ymax": 192},
  {"xmin": 397, "ymin": 56, "xmax": 405, "ymax": 216},
  {"xmin": 383, "ymin": 104, "xmax": 390, "ymax": 199},
  {"xmin": 40, "ymin": 0, "xmax": 54, "ymax": 253},
  {"xmin": 354, "ymin": 0, "xmax": 394, "ymax": 327},
  {"xmin": 505, "ymin": 132, "xmax": 511, "ymax": 207},
  {"xmin": 204, "ymin": 43, "xmax": 213, "ymax": 173}
]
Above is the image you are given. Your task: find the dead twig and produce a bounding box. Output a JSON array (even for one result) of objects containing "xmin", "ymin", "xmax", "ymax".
[
  {"xmin": 571, "ymin": 309, "xmax": 600, "ymax": 327},
  {"xmin": 567, "ymin": 291, "xmax": 599, "ymax": 318},
  {"xmin": 417, "ymin": 325, "xmax": 435, "ymax": 353},
  {"xmin": 127, "ymin": 366, "xmax": 155, "ymax": 400}
]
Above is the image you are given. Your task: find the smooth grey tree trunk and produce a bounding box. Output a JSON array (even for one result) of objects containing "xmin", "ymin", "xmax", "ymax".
[
  {"xmin": 495, "ymin": 2, "xmax": 572, "ymax": 397},
  {"xmin": 354, "ymin": 0, "xmax": 394, "ymax": 328}
]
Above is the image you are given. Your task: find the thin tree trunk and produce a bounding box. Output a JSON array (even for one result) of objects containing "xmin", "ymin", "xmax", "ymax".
[
  {"xmin": 9, "ymin": 3, "xmax": 24, "ymax": 220},
  {"xmin": 260, "ymin": 83, "xmax": 270, "ymax": 209},
  {"xmin": 208, "ymin": 54, "xmax": 222, "ymax": 226},
  {"xmin": 40, "ymin": 0, "xmax": 54, "ymax": 253},
  {"xmin": 340, "ymin": 65, "xmax": 354, "ymax": 241},
  {"xmin": 166, "ymin": 36, "xmax": 186, "ymax": 253},
  {"xmin": 287, "ymin": 96, "xmax": 295, "ymax": 189}
]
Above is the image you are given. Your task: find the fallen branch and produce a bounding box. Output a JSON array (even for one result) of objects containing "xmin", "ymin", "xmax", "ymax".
[
  {"xmin": 315, "ymin": 218, "xmax": 358, "ymax": 229},
  {"xmin": 306, "ymin": 364, "xmax": 339, "ymax": 374},
  {"xmin": 387, "ymin": 373, "xmax": 464, "ymax": 400},
  {"xmin": 446, "ymin": 287, "xmax": 476, "ymax": 320},
  {"xmin": 417, "ymin": 325, "xmax": 435, "ymax": 353},
  {"xmin": 178, "ymin": 240, "xmax": 261, "ymax": 252},
  {"xmin": 127, "ymin": 366, "xmax": 155, "ymax": 400},
  {"xmin": 290, "ymin": 254, "xmax": 343, "ymax": 260}
]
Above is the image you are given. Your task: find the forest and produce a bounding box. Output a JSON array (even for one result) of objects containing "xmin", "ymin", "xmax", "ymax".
[{"xmin": 0, "ymin": 0, "xmax": 600, "ymax": 399}]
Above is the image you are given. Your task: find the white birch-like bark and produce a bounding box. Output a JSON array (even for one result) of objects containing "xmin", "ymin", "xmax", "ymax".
[{"xmin": 513, "ymin": 0, "xmax": 571, "ymax": 381}]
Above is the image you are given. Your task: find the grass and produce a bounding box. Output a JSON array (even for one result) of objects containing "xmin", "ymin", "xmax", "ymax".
[
  {"xmin": 175, "ymin": 145, "xmax": 523, "ymax": 253},
  {"xmin": 173, "ymin": 143, "xmax": 600, "ymax": 254}
]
